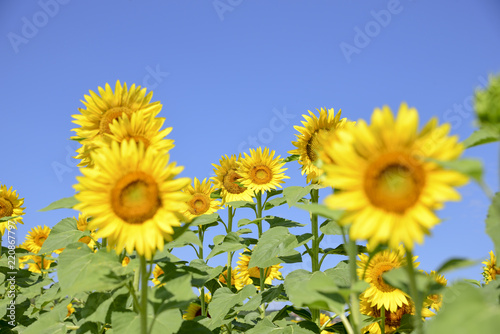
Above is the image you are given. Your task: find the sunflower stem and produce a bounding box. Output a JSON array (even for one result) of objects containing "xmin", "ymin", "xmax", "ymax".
[
  {"xmin": 102, "ymin": 237, "xmax": 107, "ymax": 248},
  {"xmin": 310, "ymin": 188, "xmax": 321, "ymax": 327},
  {"xmin": 342, "ymin": 227, "xmax": 361, "ymax": 334},
  {"xmin": 198, "ymin": 228, "xmax": 207, "ymax": 317},
  {"xmin": 227, "ymin": 207, "xmax": 234, "ymax": 289},
  {"xmin": 139, "ymin": 255, "xmax": 148, "ymax": 334},
  {"xmin": 380, "ymin": 305, "xmax": 386, "ymax": 334},
  {"xmin": 339, "ymin": 313, "xmax": 355, "ymax": 334},
  {"xmin": 256, "ymin": 191, "xmax": 267, "ymax": 316},
  {"xmin": 405, "ymin": 247, "xmax": 423, "ymax": 334}
]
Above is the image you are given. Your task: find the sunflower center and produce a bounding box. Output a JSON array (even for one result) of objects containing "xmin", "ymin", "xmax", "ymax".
[
  {"xmin": 223, "ymin": 169, "xmax": 246, "ymax": 194},
  {"xmin": 111, "ymin": 171, "xmax": 160, "ymax": 224},
  {"xmin": 188, "ymin": 194, "xmax": 210, "ymax": 215},
  {"xmin": 36, "ymin": 237, "xmax": 46, "ymax": 246},
  {"xmin": 100, "ymin": 107, "xmax": 132, "ymax": 135},
  {"xmin": 372, "ymin": 262, "xmax": 397, "ymax": 292},
  {"xmin": 0, "ymin": 197, "xmax": 14, "ymax": 218},
  {"xmin": 250, "ymin": 165, "xmax": 273, "ymax": 185},
  {"xmin": 364, "ymin": 152, "xmax": 425, "ymax": 213},
  {"xmin": 373, "ymin": 303, "xmax": 411, "ymax": 327},
  {"xmin": 306, "ymin": 129, "xmax": 328, "ymax": 162}
]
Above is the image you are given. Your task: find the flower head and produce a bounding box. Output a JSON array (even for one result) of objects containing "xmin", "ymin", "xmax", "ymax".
[
  {"xmin": 211, "ymin": 154, "xmax": 254, "ymax": 204},
  {"xmin": 0, "ymin": 184, "xmax": 25, "ymax": 235},
  {"xmin": 235, "ymin": 248, "xmax": 283, "ymax": 290},
  {"xmin": 183, "ymin": 178, "xmax": 221, "ymax": 220}
]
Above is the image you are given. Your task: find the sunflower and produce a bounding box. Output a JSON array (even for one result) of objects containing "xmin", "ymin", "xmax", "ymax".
[
  {"xmin": 17, "ymin": 243, "xmax": 31, "ymax": 269},
  {"xmin": 323, "ymin": 103, "xmax": 468, "ymax": 249},
  {"xmin": 26, "ymin": 255, "xmax": 53, "ymax": 274},
  {"xmin": 152, "ymin": 265, "xmax": 165, "ymax": 286},
  {"xmin": 211, "ymin": 154, "xmax": 254, "ymax": 204},
  {"xmin": 360, "ymin": 292, "xmax": 412, "ymax": 334},
  {"xmin": 74, "ymin": 140, "xmax": 191, "ymax": 260},
  {"xmin": 24, "ymin": 225, "xmax": 51, "ymax": 254},
  {"xmin": 75, "ymin": 213, "xmax": 96, "ymax": 250},
  {"xmin": 183, "ymin": 294, "xmax": 211, "ymax": 320},
  {"xmin": 219, "ymin": 268, "xmax": 238, "ymax": 287},
  {"xmin": 237, "ymin": 147, "xmax": 289, "ymax": 193},
  {"xmin": 99, "ymin": 109, "xmax": 174, "ymax": 155},
  {"xmin": 288, "ymin": 108, "xmax": 352, "ymax": 183},
  {"xmin": 183, "ymin": 178, "xmax": 221, "ymax": 220},
  {"xmin": 358, "ymin": 247, "xmax": 416, "ymax": 312},
  {"xmin": 423, "ymin": 270, "xmax": 447, "ymax": 312},
  {"xmin": 0, "ymin": 184, "xmax": 25, "ymax": 235},
  {"xmin": 72, "ymin": 80, "xmax": 162, "ymax": 167},
  {"xmin": 235, "ymin": 248, "xmax": 283, "ymax": 290},
  {"xmin": 482, "ymin": 251, "xmax": 500, "ymax": 284},
  {"xmin": 66, "ymin": 303, "xmax": 76, "ymax": 317},
  {"xmin": 121, "ymin": 256, "xmax": 130, "ymax": 267}
]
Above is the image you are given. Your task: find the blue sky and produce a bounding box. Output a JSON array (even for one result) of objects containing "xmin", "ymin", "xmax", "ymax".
[{"xmin": 1, "ymin": 0, "xmax": 500, "ymax": 282}]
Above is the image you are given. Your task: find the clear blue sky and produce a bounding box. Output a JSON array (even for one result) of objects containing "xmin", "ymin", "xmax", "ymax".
[{"xmin": 1, "ymin": 0, "xmax": 499, "ymax": 282}]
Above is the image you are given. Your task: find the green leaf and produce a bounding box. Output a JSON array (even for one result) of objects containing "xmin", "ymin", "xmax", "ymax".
[
  {"xmin": 206, "ymin": 232, "xmax": 248, "ymax": 260},
  {"xmin": 283, "ymin": 186, "xmax": 311, "ymax": 207},
  {"xmin": 58, "ymin": 243, "xmax": 125, "ymax": 295},
  {"xmin": 463, "ymin": 125, "xmax": 500, "ymax": 148},
  {"xmin": 434, "ymin": 158, "xmax": 483, "ymax": 183},
  {"xmin": 39, "ymin": 196, "xmax": 78, "ymax": 211},
  {"xmin": 188, "ymin": 259, "xmax": 224, "ymax": 288},
  {"xmin": 0, "ymin": 216, "xmax": 19, "ymax": 223},
  {"xmin": 111, "ymin": 310, "xmax": 183, "ymax": 334},
  {"xmin": 283, "ymin": 154, "xmax": 300, "ymax": 162},
  {"xmin": 486, "ymin": 192, "xmax": 500, "ymax": 261},
  {"xmin": 177, "ymin": 320, "xmax": 213, "ymax": 334},
  {"xmin": 21, "ymin": 302, "xmax": 68, "ymax": 334},
  {"xmin": 265, "ymin": 216, "xmax": 305, "ymax": 228},
  {"xmin": 39, "ymin": 218, "xmax": 86, "ymax": 254},
  {"xmin": 435, "ymin": 258, "xmax": 476, "ymax": 274},
  {"xmin": 153, "ymin": 274, "xmax": 197, "ymax": 311},
  {"xmin": 226, "ymin": 201, "xmax": 256, "ymax": 209},
  {"xmin": 295, "ymin": 203, "xmax": 343, "ymax": 221},
  {"xmin": 238, "ymin": 217, "xmax": 265, "ymax": 228},
  {"xmin": 210, "ymin": 188, "xmax": 222, "ymax": 199},
  {"xmin": 191, "ymin": 213, "xmax": 220, "ymax": 227},
  {"xmin": 264, "ymin": 196, "xmax": 287, "ymax": 210},
  {"xmin": 165, "ymin": 230, "xmax": 202, "ymax": 249},
  {"xmin": 319, "ymin": 219, "xmax": 342, "ymax": 235},
  {"xmin": 425, "ymin": 282, "xmax": 500, "ymax": 334},
  {"xmin": 248, "ymin": 227, "xmax": 310, "ymax": 268}
]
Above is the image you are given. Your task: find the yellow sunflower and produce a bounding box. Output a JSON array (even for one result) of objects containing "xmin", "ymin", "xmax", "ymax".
[
  {"xmin": 152, "ymin": 265, "xmax": 165, "ymax": 286},
  {"xmin": 121, "ymin": 256, "xmax": 130, "ymax": 267},
  {"xmin": 288, "ymin": 107, "xmax": 353, "ymax": 183},
  {"xmin": 24, "ymin": 225, "xmax": 51, "ymax": 254},
  {"xmin": 323, "ymin": 103, "xmax": 468, "ymax": 249},
  {"xmin": 75, "ymin": 213, "xmax": 96, "ymax": 250},
  {"xmin": 360, "ymin": 292, "xmax": 411, "ymax": 334},
  {"xmin": 358, "ymin": 246, "xmax": 417, "ymax": 312},
  {"xmin": 0, "ymin": 184, "xmax": 25, "ymax": 235},
  {"xmin": 482, "ymin": 251, "xmax": 500, "ymax": 284},
  {"xmin": 72, "ymin": 80, "xmax": 162, "ymax": 167},
  {"xmin": 99, "ymin": 109, "xmax": 174, "ymax": 155},
  {"xmin": 26, "ymin": 255, "xmax": 53, "ymax": 274},
  {"xmin": 219, "ymin": 268, "xmax": 238, "ymax": 287},
  {"xmin": 235, "ymin": 248, "xmax": 283, "ymax": 290},
  {"xmin": 66, "ymin": 303, "xmax": 76, "ymax": 317},
  {"xmin": 211, "ymin": 154, "xmax": 254, "ymax": 204},
  {"xmin": 17, "ymin": 243, "xmax": 31, "ymax": 269},
  {"xmin": 237, "ymin": 147, "xmax": 289, "ymax": 193},
  {"xmin": 74, "ymin": 140, "xmax": 191, "ymax": 260},
  {"xmin": 423, "ymin": 270, "xmax": 447, "ymax": 312},
  {"xmin": 183, "ymin": 294, "xmax": 211, "ymax": 320},
  {"xmin": 183, "ymin": 177, "xmax": 221, "ymax": 220}
]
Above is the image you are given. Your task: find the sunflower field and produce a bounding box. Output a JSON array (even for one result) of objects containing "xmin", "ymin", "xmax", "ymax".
[{"xmin": 1, "ymin": 75, "xmax": 500, "ymax": 334}]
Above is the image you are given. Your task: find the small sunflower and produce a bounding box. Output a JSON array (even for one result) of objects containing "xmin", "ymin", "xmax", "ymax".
[
  {"xmin": 99, "ymin": 109, "xmax": 174, "ymax": 155},
  {"xmin": 66, "ymin": 303, "xmax": 76, "ymax": 317},
  {"xmin": 235, "ymin": 248, "xmax": 283, "ymax": 290},
  {"xmin": 183, "ymin": 177, "xmax": 221, "ymax": 220},
  {"xmin": 288, "ymin": 108, "xmax": 352, "ymax": 183},
  {"xmin": 72, "ymin": 80, "xmax": 162, "ymax": 167},
  {"xmin": 26, "ymin": 255, "xmax": 53, "ymax": 274},
  {"xmin": 183, "ymin": 294, "xmax": 211, "ymax": 320},
  {"xmin": 482, "ymin": 251, "xmax": 500, "ymax": 284},
  {"xmin": 211, "ymin": 154, "xmax": 254, "ymax": 204},
  {"xmin": 0, "ymin": 184, "xmax": 25, "ymax": 235},
  {"xmin": 152, "ymin": 265, "xmax": 165, "ymax": 286},
  {"xmin": 74, "ymin": 140, "xmax": 191, "ymax": 260},
  {"xmin": 323, "ymin": 103, "xmax": 468, "ymax": 249},
  {"xmin": 358, "ymin": 247, "xmax": 416, "ymax": 313},
  {"xmin": 423, "ymin": 270, "xmax": 447, "ymax": 312},
  {"xmin": 24, "ymin": 225, "xmax": 51, "ymax": 254},
  {"xmin": 75, "ymin": 213, "xmax": 96, "ymax": 250},
  {"xmin": 237, "ymin": 147, "xmax": 289, "ymax": 193},
  {"xmin": 360, "ymin": 292, "xmax": 412, "ymax": 334}
]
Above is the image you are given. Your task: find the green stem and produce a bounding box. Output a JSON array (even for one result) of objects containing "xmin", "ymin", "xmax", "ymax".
[
  {"xmin": 339, "ymin": 313, "xmax": 355, "ymax": 334},
  {"xmin": 102, "ymin": 237, "xmax": 107, "ymax": 248},
  {"xmin": 380, "ymin": 305, "xmax": 386, "ymax": 334},
  {"xmin": 256, "ymin": 191, "xmax": 267, "ymax": 317},
  {"xmin": 127, "ymin": 281, "xmax": 141, "ymax": 312},
  {"xmin": 198, "ymin": 228, "xmax": 207, "ymax": 317},
  {"xmin": 139, "ymin": 255, "xmax": 148, "ymax": 334},
  {"xmin": 310, "ymin": 188, "xmax": 320, "ymax": 326},
  {"xmin": 342, "ymin": 227, "xmax": 361, "ymax": 334},
  {"xmin": 227, "ymin": 207, "xmax": 234, "ymax": 289},
  {"xmin": 405, "ymin": 248, "xmax": 423, "ymax": 334}
]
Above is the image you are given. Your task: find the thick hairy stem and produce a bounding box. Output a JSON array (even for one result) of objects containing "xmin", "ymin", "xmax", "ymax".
[{"xmin": 139, "ymin": 256, "xmax": 148, "ymax": 334}]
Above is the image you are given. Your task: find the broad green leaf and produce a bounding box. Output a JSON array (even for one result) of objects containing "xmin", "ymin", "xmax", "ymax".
[
  {"xmin": 177, "ymin": 320, "xmax": 213, "ymax": 334},
  {"xmin": 283, "ymin": 186, "xmax": 311, "ymax": 207},
  {"xmin": 486, "ymin": 193, "xmax": 500, "ymax": 261},
  {"xmin": 165, "ymin": 230, "xmax": 202, "ymax": 249},
  {"xmin": 191, "ymin": 213, "xmax": 220, "ymax": 227},
  {"xmin": 321, "ymin": 244, "xmax": 368, "ymax": 257},
  {"xmin": 210, "ymin": 188, "xmax": 222, "ymax": 199},
  {"xmin": 112, "ymin": 310, "xmax": 183, "ymax": 334},
  {"xmin": 207, "ymin": 232, "xmax": 248, "ymax": 260},
  {"xmin": 188, "ymin": 259, "xmax": 224, "ymax": 287},
  {"xmin": 283, "ymin": 154, "xmax": 299, "ymax": 162},
  {"xmin": 238, "ymin": 217, "xmax": 265, "ymax": 227},
  {"xmin": 39, "ymin": 196, "xmax": 78, "ymax": 211},
  {"xmin": 39, "ymin": 218, "xmax": 86, "ymax": 254},
  {"xmin": 383, "ymin": 267, "xmax": 442, "ymax": 298},
  {"xmin": 324, "ymin": 261, "xmax": 350, "ymax": 288},
  {"xmin": 463, "ymin": 125, "xmax": 500, "ymax": 148},
  {"xmin": 264, "ymin": 196, "xmax": 287, "ymax": 210},
  {"xmin": 226, "ymin": 201, "xmax": 256, "ymax": 209},
  {"xmin": 295, "ymin": 203, "xmax": 343, "ymax": 221},
  {"xmin": 434, "ymin": 158, "xmax": 483, "ymax": 183},
  {"xmin": 21, "ymin": 302, "xmax": 68, "ymax": 334},
  {"xmin": 0, "ymin": 216, "xmax": 19, "ymax": 222},
  {"xmin": 319, "ymin": 219, "xmax": 342, "ymax": 235},
  {"xmin": 153, "ymin": 274, "xmax": 197, "ymax": 312},
  {"xmin": 435, "ymin": 258, "xmax": 476, "ymax": 274},
  {"xmin": 265, "ymin": 216, "xmax": 305, "ymax": 228},
  {"xmin": 248, "ymin": 227, "xmax": 310, "ymax": 268},
  {"xmin": 58, "ymin": 243, "xmax": 125, "ymax": 295},
  {"xmin": 425, "ymin": 282, "xmax": 500, "ymax": 334}
]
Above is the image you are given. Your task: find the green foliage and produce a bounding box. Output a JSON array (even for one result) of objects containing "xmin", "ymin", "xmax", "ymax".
[
  {"xmin": 463, "ymin": 125, "xmax": 500, "ymax": 148},
  {"xmin": 39, "ymin": 196, "xmax": 78, "ymax": 211},
  {"xmin": 39, "ymin": 218, "xmax": 86, "ymax": 254},
  {"xmin": 486, "ymin": 193, "xmax": 500, "ymax": 262}
]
